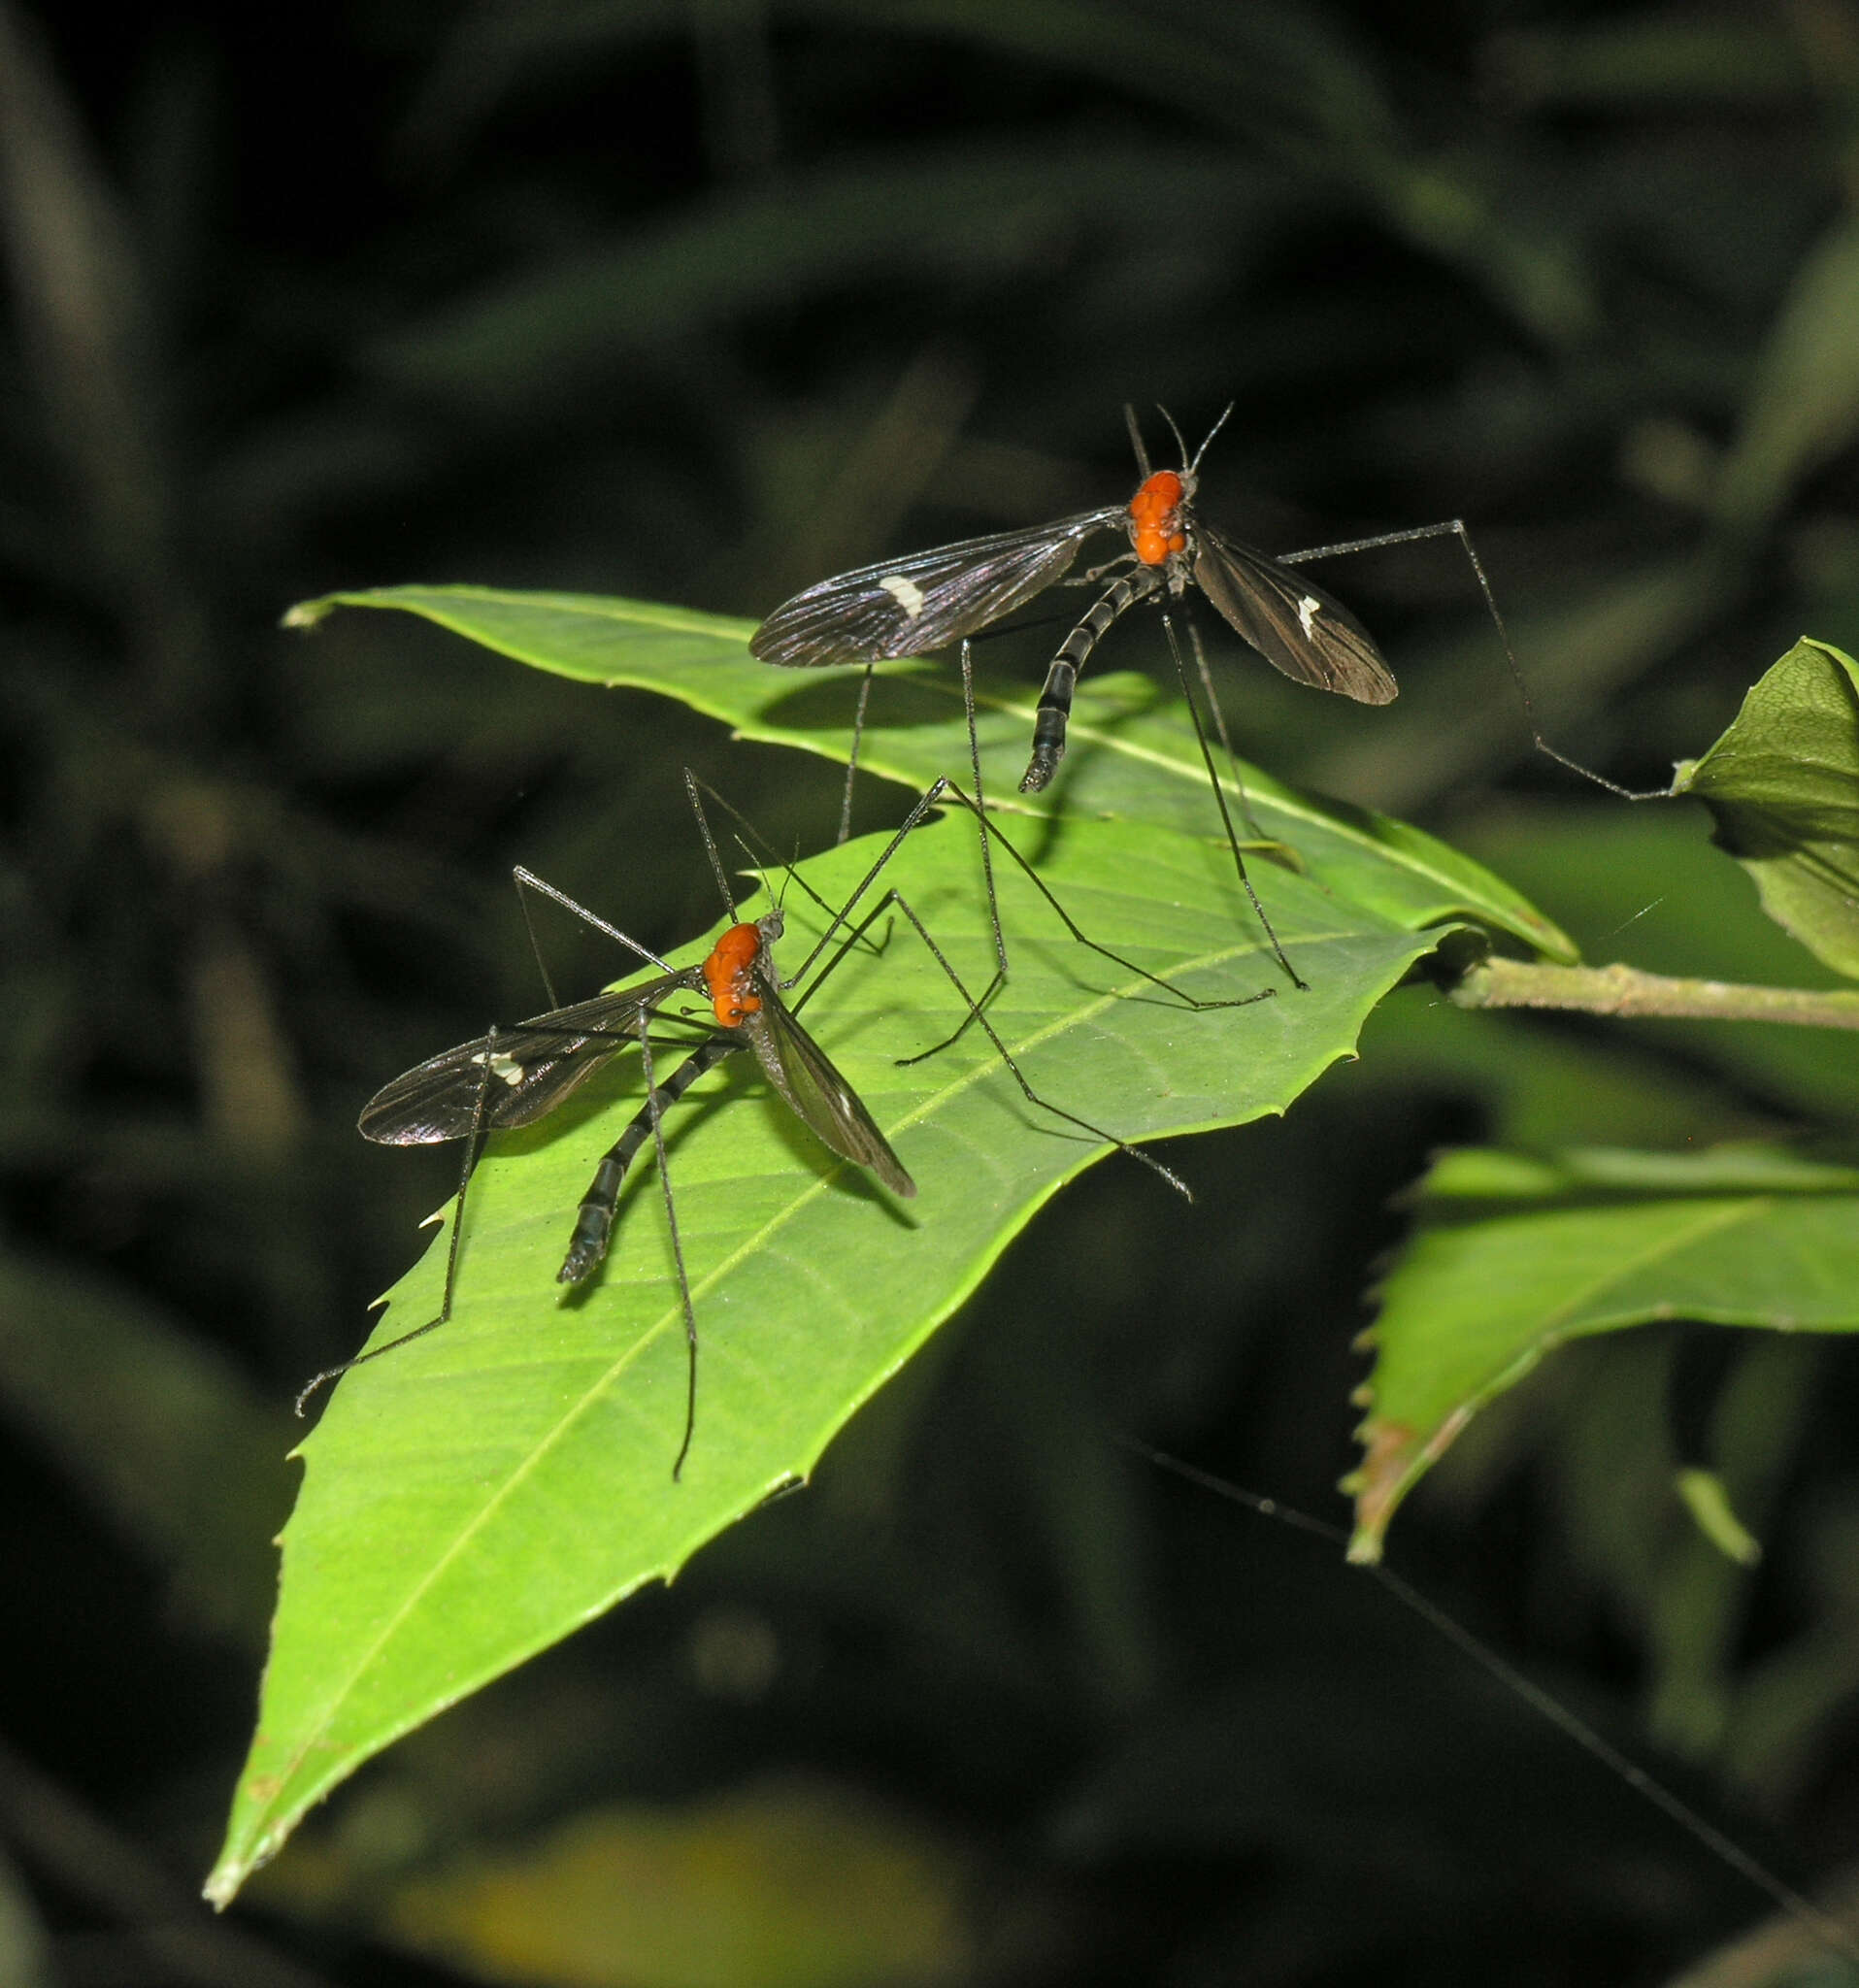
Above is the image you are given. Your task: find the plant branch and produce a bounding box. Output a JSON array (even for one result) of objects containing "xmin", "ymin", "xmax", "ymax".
[{"xmin": 1450, "ymin": 958, "xmax": 1859, "ymax": 1031}]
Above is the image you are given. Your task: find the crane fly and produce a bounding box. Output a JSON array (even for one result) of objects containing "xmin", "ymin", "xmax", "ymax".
[
  {"xmin": 299, "ymin": 775, "xmax": 916, "ymax": 1478},
  {"xmin": 751, "ymin": 403, "xmax": 1584, "ymax": 987},
  {"xmin": 750, "ymin": 405, "xmax": 1402, "ymax": 986},
  {"xmin": 751, "ymin": 402, "xmax": 1395, "ymax": 776},
  {"xmin": 359, "ymin": 901, "xmax": 915, "ymax": 1272},
  {"xmin": 301, "ymin": 772, "xmax": 1194, "ymax": 1475}
]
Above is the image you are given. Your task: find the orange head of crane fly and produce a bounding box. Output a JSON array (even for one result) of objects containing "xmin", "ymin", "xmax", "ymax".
[
  {"xmin": 703, "ymin": 920, "xmax": 768, "ymax": 1029},
  {"xmin": 1127, "ymin": 468, "xmax": 1191, "ymax": 568}
]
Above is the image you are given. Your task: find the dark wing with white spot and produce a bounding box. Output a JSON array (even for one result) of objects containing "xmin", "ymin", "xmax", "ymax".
[
  {"xmin": 1190, "ymin": 522, "xmax": 1398, "ymax": 705},
  {"xmin": 738, "ymin": 989, "xmax": 916, "ymax": 1198},
  {"xmin": 750, "ymin": 509, "xmax": 1124, "ymax": 667},
  {"xmin": 358, "ymin": 973, "xmax": 705, "ymax": 1144}
]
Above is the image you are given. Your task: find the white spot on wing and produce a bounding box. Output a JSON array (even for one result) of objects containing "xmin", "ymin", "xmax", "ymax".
[
  {"xmin": 471, "ymin": 1049, "xmax": 525, "ymax": 1087},
  {"xmin": 1298, "ymin": 595, "xmax": 1322, "ymax": 640},
  {"xmin": 880, "ymin": 574, "xmax": 926, "ymax": 619}
]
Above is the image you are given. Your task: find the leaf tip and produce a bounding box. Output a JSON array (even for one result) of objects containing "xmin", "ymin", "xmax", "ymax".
[{"xmin": 1345, "ymin": 1411, "xmax": 1417, "ymax": 1561}]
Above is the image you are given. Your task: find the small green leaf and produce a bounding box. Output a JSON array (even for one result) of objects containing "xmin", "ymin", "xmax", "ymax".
[
  {"xmin": 212, "ymin": 808, "xmax": 1459, "ymax": 1904},
  {"xmin": 1673, "ymin": 639, "xmax": 1859, "ymax": 979},
  {"xmin": 1347, "ymin": 1145, "xmax": 1859, "ymax": 1561},
  {"xmin": 282, "ymin": 584, "xmax": 1576, "ymax": 962},
  {"xmin": 1674, "ymin": 1468, "xmax": 1763, "ymax": 1567}
]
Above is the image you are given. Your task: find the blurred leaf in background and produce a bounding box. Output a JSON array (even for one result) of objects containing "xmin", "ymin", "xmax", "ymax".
[{"xmin": 3, "ymin": 0, "xmax": 1859, "ymax": 1982}]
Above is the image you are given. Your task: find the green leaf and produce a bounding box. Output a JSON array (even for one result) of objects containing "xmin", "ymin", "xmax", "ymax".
[
  {"xmin": 1347, "ymin": 1145, "xmax": 1859, "ymax": 1561},
  {"xmin": 1673, "ymin": 1468, "xmax": 1763, "ymax": 1567},
  {"xmin": 210, "ymin": 806, "xmax": 1459, "ymax": 1904},
  {"xmin": 1675, "ymin": 638, "xmax": 1859, "ymax": 979},
  {"xmin": 282, "ymin": 584, "xmax": 1576, "ymax": 962}
]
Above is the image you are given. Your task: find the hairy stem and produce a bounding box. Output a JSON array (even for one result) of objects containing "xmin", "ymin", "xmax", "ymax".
[{"xmin": 1451, "ymin": 957, "xmax": 1859, "ymax": 1031}]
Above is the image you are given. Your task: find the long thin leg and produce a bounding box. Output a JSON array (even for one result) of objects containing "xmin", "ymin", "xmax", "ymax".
[
  {"xmin": 1158, "ymin": 606, "xmax": 1307, "ymax": 991},
  {"xmin": 683, "ymin": 762, "xmax": 969, "ymax": 992},
  {"xmin": 775, "ymin": 776, "xmax": 960, "ymax": 987},
  {"xmin": 708, "ymin": 622, "xmax": 1185, "ymax": 1037},
  {"xmin": 684, "ymin": 772, "xmax": 893, "ymax": 966},
  {"xmin": 710, "ymin": 806, "xmax": 1209, "ymax": 1201},
  {"xmin": 681, "ymin": 771, "xmax": 747, "ymax": 920},
  {"xmin": 294, "ymin": 1028, "xmax": 503, "ymax": 1414},
  {"xmin": 1180, "ymin": 606, "xmax": 1267, "ymax": 843},
  {"xmin": 817, "ymin": 646, "xmax": 1019, "ymax": 1061},
  {"xmin": 950, "ymin": 627, "xmax": 1276, "ymax": 1022},
  {"xmin": 687, "ymin": 755, "xmax": 1006, "ymax": 1061},
  {"xmin": 838, "ymin": 664, "xmax": 876, "ymax": 844},
  {"xmin": 692, "ymin": 647, "xmax": 1007, "ymax": 1046},
  {"xmin": 301, "ymin": 989, "xmax": 722, "ymax": 1418},
  {"xmin": 957, "ymin": 640, "xmax": 1006, "ymax": 984},
  {"xmin": 513, "ymin": 863, "xmax": 678, "ymax": 1013},
  {"xmin": 712, "ymin": 667, "xmax": 1274, "ymax": 1075},
  {"xmin": 880, "ymin": 778, "xmax": 1275, "ymax": 1065},
  {"xmin": 1278, "ymin": 517, "xmax": 1674, "ymax": 802},
  {"xmin": 1023, "ymin": 547, "xmax": 1287, "ymax": 973},
  {"xmin": 835, "ymin": 642, "xmax": 1012, "ymax": 1034},
  {"xmin": 774, "ymin": 757, "xmax": 1273, "ymax": 1050},
  {"xmin": 847, "ymin": 885, "xmax": 1195, "ymax": 1203},
  {"xmin": 557, "ymin": 1029, "xmax": 742, "ymax": 1479}
]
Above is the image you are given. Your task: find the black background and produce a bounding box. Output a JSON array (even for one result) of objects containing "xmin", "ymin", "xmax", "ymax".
[{"xmin": 3, "ymin": 2, "xmax": 1857, "ymax": 1983}]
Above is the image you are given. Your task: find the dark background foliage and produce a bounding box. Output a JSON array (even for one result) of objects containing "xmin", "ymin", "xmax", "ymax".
[{"xmin": 3, "ymin": 2, "xmax": 1857, "ymax": 1982}]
